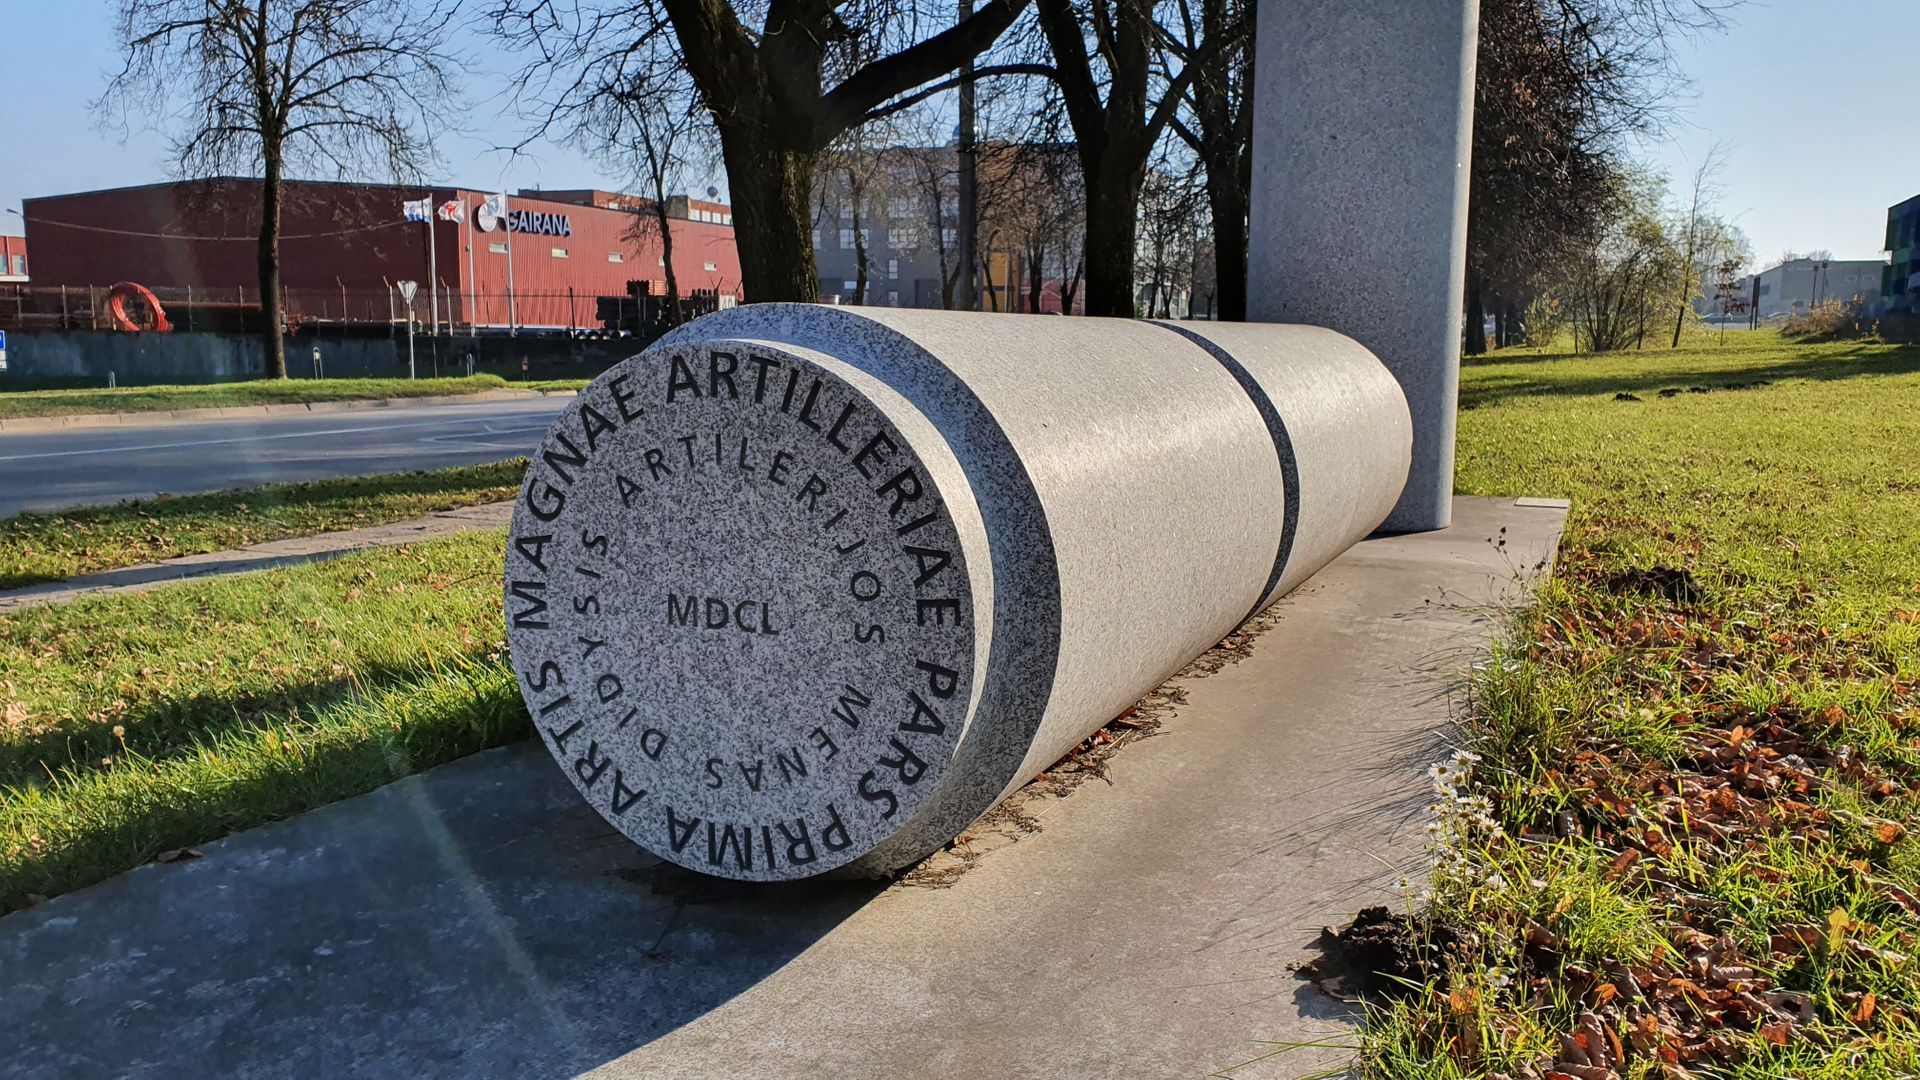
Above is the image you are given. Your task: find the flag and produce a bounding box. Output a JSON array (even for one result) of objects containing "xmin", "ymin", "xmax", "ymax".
[
  {"xmin": 481, "ymin": 192, "xmax": 506, "ymax": 219},
  {"xmin": 402, "ymin": 197, "xmax": 432, "ymax": 222},
  {"xmin": 437, "ymin": 199, "xmax": 465, "ymax": 223}
]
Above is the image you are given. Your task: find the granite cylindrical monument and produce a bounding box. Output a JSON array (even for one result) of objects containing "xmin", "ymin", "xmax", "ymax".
[{"xmin": 504, "ymin": 306, "xmax": 1410, "ymax": 881}]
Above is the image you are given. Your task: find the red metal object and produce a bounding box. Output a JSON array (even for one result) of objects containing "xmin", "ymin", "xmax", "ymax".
[{"xmin": 107, "ymin": 281, "xmax": 172, "ymax": 332}]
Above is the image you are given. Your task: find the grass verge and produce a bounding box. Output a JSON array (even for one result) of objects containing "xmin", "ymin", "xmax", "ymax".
[
  {"xmin": 0, "ymin": 374, "xmax": 516, "ymax": 419},
  {"xmin": 0, "ymin": 531, "xmax": 523, "ymax": 912},
  {"xmin": 0, "ymin": 460, "xmax": 526, "ymax": 590},
  {"xmin": 1354, "ymin": 336, "xmax": 1920, "ymax": 1076}
]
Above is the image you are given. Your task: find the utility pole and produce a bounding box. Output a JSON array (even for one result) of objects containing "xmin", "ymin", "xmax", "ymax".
[{"xmin": 956, "ymin": 0, "xmax": 978, "ymax": 312}]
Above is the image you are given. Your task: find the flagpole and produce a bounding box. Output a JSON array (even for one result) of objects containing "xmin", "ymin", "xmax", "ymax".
[
  {"xmin": 426, "ymin": 201, "xmax": 440, "ymax": 337},
  {"xmin": 503, "ymin": 192, "xmax": 518, "ymax": 337},
  {"xmin": 464, "ymin": 194, "xmax": 477, "ymax": 336}
]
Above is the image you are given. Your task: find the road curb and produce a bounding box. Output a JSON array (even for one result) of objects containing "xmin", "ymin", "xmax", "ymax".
[{"xmin": 0, "ymin": 387, "xmax": 579, "ymax": 434}]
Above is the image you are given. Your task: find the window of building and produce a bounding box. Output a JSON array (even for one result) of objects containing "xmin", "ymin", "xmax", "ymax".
[
  {"xmin": 8, "ymin": 255, "xmax": 22, "ymax": 276},
  {"xmin": 812, "ymin": 228, "xmax": 820, "ymax": 249},
  {"xmin": 704, "ymin": 260, "xmax": 718, "ymax": 271},
  {"xmin": 843, "ymin": 280, "xmax": 859, "ymax": 291},
  {"xmin": 607, "ymin": 252, "xmax": 624, "ymax": 263},
  {"xmin": 839, "ymin": 228, "xmax": 854, "ymax": 249},
  {"xmin": 892, "ymin": 197, "xmax": 914, "ymax": 216},
  {"xmin": 551, "ymin": 247, "xmax": 569, "ymax": 258},
  {"xmin": 722, "ymin": 214, "xmax": 732, "ymax": 226},
  {"xmin": 941, "ymin": 227, "xmax": 957, "ymax": 246},
  {"xmin": 888, "ymin": 259, "xmax": 899, "ymax": 280},
  {"xmin": 887, "ymin": 289, "xmax": 900, "ymax": 306},
  {"xmin": 488, "ymin": 242, "xmax": 508, "ymax": 254},
  {"xmin": 887, "ymin": 227, "xmax": 909, "ymax": 248}
]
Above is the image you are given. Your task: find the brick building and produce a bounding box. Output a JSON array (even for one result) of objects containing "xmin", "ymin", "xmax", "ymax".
[
  {"xmin": 19, "ymin": 178, "xmax": 740, "ymax": 330},
  {"xmin": 0, "ymin": 234, "xmax": 25, "ymax": 282}
]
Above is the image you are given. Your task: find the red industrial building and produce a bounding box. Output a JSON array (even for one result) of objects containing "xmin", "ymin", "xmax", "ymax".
[
  {"xmin": 0, "ymin": 234, "xmax": 26, "ymax": 282},
  {"xmin": 20, "ymin": 178, "xmax": 741, "ymax": 331}
]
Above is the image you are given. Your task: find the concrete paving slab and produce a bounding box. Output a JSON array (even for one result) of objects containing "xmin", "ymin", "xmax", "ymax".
[
  {"xmin": 0, "ymin": 502, "xmax": 514, "ymax": 611},
  {"xmin": 0, "ymin": 495, "xmax": 1565, "ymax": 1079}
]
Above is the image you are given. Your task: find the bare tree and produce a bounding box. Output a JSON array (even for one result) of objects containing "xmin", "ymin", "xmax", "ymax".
[
  {"xmin": 1164, "ymin": 0, "xmax": 1250, "ymax": 319},
  {"xmin": 1668, "ymin": 145, "xmax": 1723, "ymax": 347},
  {"xmin": 493, "ymin": 0, "xmax": 1042, "ymax": 304},
  {"xmin": 1463, "ymin": 0, "xmax": 1740, "ymax": 354},
  {"xmin": 102, "ymin": 0, "xmax": 460, "ymax": 378},
  {"xmin": 889, "ymin": 128, "xmax": 965, "ymax": 308},
  {"xmin": 1035, "ymin": 0, "xmax": 1207, "ymax": 317},
  {"xmin": 1138, "ymin": 152, "xmax": 1204, "ymax": 319},
  {"xmin": 595, "ymin": 70, "xmax": 715, "ymax": 323},
  {"xmin": 1559, "ymin": 172, "xmax": 1685, "ymax": 353}
]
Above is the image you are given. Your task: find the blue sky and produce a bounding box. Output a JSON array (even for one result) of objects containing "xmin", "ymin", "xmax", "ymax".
[
  {"xmin": 1639, "ymin": 0, "xmax": 1919, "ymax": 261},
  {"xmin": 1, "ymin": 0, "xmax": 1914, "ymax": 263}
]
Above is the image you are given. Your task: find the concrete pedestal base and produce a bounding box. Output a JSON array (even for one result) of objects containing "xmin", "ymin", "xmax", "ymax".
[{"xmin": 1, "ymin": 496, "xmax": 1565, "ymax": 1079}]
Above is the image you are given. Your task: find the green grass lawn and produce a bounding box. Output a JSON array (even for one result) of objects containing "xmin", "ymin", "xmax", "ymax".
[
  {"xmin": 1359, "ymin": 335, "xmax": 1920, "ymax": 1077},
  {"xmin": 0, "ymin": 531, "xmax": 522, "ymax": 912},
  {"xmin": 0, "ymin": 374, "xmax": 520, "ymax": 419},
  {"xmin": 0, "ymin": 460, "xmax": 526, "ymax": 589}
]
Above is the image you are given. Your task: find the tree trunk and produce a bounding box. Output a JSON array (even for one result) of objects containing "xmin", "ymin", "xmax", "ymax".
[
  {"xmin": 258, "ymin": 152, "xmax": 287, "ymax": 379},
  {"xmin": 851, "ymin": 210, "xmax": 868, "ymax": 305},
  {"xmin": 848, "ymin": 164, "xmax": 869, "ymax": 305},
  {"xmin": 655, "ymin": 201, "xmax": 680, "ymax": 322},
  {"xmin": 1027, "ymin": 245, "xmax": 1045, "ymax": 312},
  {"xmin": 1082, "ymin": 169, "xmax": 1141, "ymax": 317},
  {"xmin": 720, "ymin": 125, "xmax": 820, "ymax": 303},
  {"xmin": 1493, "ymin": 299, "xmax": 1506, "ymax": 350},
  {"xmin": 1062, "ymin": 260, "xmax": 1082, "ymax": 316},
  {"xmin": 1204, "ymin": 145, "xmax": 1248, "ymax": 322},
  {"xmin": 1464, "ymin": 275, "xmax": 1487, "ymax": 356}
]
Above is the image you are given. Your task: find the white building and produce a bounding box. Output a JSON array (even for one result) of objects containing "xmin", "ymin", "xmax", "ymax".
[{"xmin": 1724, "ymin": 258, "xmax": 1886, "ymax": 320}]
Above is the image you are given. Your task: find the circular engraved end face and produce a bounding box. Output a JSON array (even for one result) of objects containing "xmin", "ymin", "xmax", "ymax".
[{"xmin": 505, "ymin": 341, "xmax": 977, "ymax": 879}]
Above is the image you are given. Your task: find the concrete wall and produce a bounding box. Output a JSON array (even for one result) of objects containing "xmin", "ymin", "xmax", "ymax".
[
  {"xmin": 0, "ymin": 329, "xmax": 652, "ymax": 386},
  {"xmin": 0, "ymin": 331, "xmax": 404, "ymax": 384}
]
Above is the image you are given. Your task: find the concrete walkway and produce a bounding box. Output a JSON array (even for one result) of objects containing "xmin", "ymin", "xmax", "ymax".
[
  {"xmin": 0, "ymin": 502, "xmax": 512, "ymax": 610},
  {"xmin": 0, "ymin": 496, "xmax": 1566, "ymax": 1079}
]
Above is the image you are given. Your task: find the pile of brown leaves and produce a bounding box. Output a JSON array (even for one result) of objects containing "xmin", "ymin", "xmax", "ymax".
[{"xmin": 1461, "ymin": 567, "xmax": 1917, "ymax": 1077}]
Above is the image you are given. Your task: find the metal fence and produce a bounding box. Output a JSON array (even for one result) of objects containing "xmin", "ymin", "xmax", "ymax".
[{"xmin": 0, "ymin": 283, "xmax": 733, "ymax": 337}]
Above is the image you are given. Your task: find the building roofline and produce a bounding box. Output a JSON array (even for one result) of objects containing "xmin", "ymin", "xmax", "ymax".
[{"xmin": 21, "ymin": 177, "xmax": 734, "ymax": 219}]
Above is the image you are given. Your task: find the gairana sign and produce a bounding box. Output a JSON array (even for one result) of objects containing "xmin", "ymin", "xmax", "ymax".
[
  {"xmin": 474, "ymin": 200, "xmax": 573, "ymax": 236},
  {"xmin": 509, "ymin": 209, "xmax": 572, "ymax": 237}
]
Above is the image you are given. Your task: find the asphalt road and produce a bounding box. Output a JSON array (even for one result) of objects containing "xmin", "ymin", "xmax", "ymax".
[{"xmin": 0, "ymin": 396, "xmax": 572, "ymax": 518}]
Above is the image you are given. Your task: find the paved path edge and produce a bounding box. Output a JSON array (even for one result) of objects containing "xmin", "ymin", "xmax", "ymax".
[{"xmin": 0, "ymin": 501, "xmax": 515, "ymax": 610}]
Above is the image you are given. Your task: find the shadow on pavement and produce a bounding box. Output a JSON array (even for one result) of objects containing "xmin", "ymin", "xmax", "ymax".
[{"xmin": 0, "ymin": 742, "xmax": 882, "ymax": 1079}]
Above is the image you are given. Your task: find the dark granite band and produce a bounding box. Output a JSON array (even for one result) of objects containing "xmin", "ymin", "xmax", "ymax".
[{"xmin": 1155, "ymin": 321, "xmax": 1300, "ymax": 630}]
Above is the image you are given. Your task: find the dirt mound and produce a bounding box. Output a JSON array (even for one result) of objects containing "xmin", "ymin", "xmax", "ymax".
[{"xmin": 1297, "ymin": 905, "xmax": 1459, "ymax": 1001}]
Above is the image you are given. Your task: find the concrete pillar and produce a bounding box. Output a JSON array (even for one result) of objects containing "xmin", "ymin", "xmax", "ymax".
[
  {"xmin": 506, "ymin": 306, "xmax": 1409, "ymax": 880},
  {"xmin": 1246, "ymin": 0, "xmax": 1479, "ymax": 532}
]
